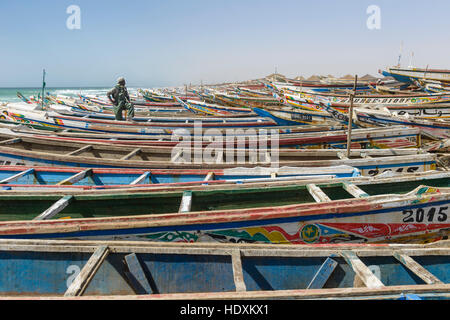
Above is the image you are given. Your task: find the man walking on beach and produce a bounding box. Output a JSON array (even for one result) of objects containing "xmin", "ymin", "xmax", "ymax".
[{"xmin": 107, "ymin": 77, "xmax": 135, "ymax": 121}]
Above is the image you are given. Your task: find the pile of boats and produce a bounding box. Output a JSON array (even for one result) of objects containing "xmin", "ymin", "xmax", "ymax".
[{"xmin": 0, "ymin": 65, "xmax": 449, "ymax": 300}]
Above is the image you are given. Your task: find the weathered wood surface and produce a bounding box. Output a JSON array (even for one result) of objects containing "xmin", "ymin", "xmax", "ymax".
[
  {"xmin": 340, "ymin": 251, "xmax": 384, "ymax": 289},
  {"xmin": 64, "ymin": 245, "xmax": 110, "ymax": 297},
  {"xmin": 178, "ymin": 191, "xmax": 192, "ymax": 213},
  {"xmin": 33, "ymin": 195, "xmax": 74, "ymax": 220},
  {"xmin": 307, "ymin": 257, "xmax": 338, "ymax": 289},
  {"xmin": 28, "ymin": 284, "xmax": 449, "ymax": 300},
  {"xmin": 66, "ymin": 145, "xmax": 93, "ymax": 156},
  {"xmin": 306, "ymin": 184, "xmax": 331, "ymax": 202},
  {"xmin": 56, "ymin": 169, "xmax": 92, "ymax": 186},
  {"xmin": 0, "ymin": 239, "xmax": 446, "ymax": 299},
  {"xmin": 393, "ymin": 252, "xmax": 443, "ymax": 285},
  {"xmin": 231, "ymin": 249, "xmax": 247, "ymax": 292},
  {"xmin": 130, "ymin": 171, "xmax": 152, "ymax": 185},
  {"xmin": 0, "ymin": 168, "xmax": 447, "ymax": 195},
  {"xmin": 124, "ymin": 253, "xmax": 153, "ymax": 294},
  {"xmin": 0, "ymin": 184, "xmax": 447, "ymax": 243}
]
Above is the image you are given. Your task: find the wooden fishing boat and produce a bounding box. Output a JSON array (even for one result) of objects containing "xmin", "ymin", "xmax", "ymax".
[
  {"xmin": 208, "ymin": 90, "xmax": 281, "ymax": 108},
  {"xmin": 237, "ymin": 87, "xmax": 273, "ymax": 97},
  {"xmin": 3, "ymin": 124, "xmax": 424, "ymax": 149},
  {"xmin": 53, "ymin": 105, "xmax": 261, "ymax": 122},
  {"xmin": 0, "ymin": 164, "xmax": 361, "ymax": 191},
  {"xmin": 187, "ymin": 99, "xmax": 254, "ymax": 114},
  {"xmin": 0, "ymin": 184, "xmax": 448, "ymax": 243},
  {"xmin": 174, "ymin": 97, "xmax": 253, "ymax": 117},
  {"xmin": 270, "ymin": 82, "xmax": 450, "ymax": 118},
  {"xmin": 382, "ymin": 66, "xmax": 450, "ymax": 84},
  {"xmin": 0, "ymin": 239, "xmax": 448, "ymax": 299},
  {"xmin": 49, "ymin": 95, "xmax": 188, "ymax": 114},
  {"xmin": 252, "ymin": 106, "xmax": 340, "ymax": 126},
  {"xmin": 354, "ymin": 108, "xmax": 450, "ymax": 139},
  {"xmin": 1, "ymin": 108, "xmax": 280, "ymax": 135},
  {"xmin": 79, "ymin": 93, "xmax": 182, "ymax": 107},
  {"xmin": 0, "ymin": 170, "xmax": 449, "ymax": 220},
  {"xmin": 0, "ymin": 133, "xmax": 437, "ymax": 174}
]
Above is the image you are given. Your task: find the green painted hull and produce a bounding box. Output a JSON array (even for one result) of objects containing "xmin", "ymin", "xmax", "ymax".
[{"xmin": 1, "ymin": 176, "xmax": 449, "ymax": 221}]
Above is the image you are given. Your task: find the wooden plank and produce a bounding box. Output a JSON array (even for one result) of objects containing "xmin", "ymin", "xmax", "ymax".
[
  {"xmin": 337, "ymin": 151, "xmax": 349, "ymax": 160},
  {"xmin": 231, "ymin": 249, "xmax": 246, "ymax": 292},
  {"xmin": 265, "ymin": 152, "xmax": 271, "ymax": 163},
  {"xmin": 204, "ymin": 172, "xmax": 215, "ymax": 181},
  {"xmin": 66, "ymin": 145, "xmax": 93, "ymax": 156},
  {"xmin": 307, "ymin": 257, "xmax": 338, "ymax": 289},
  {"xmin": 0, "ymin": 168, "xmax": 35, "ymax": 184},
  {"xmin": 0, "ymin": 138, "xmax": 22, "ymax": 145},
  {"xmin": 171, "ymin": 150, "xmax": 182, "ymax": 163},
  {"xmin": 306, "ymin": 184, "xmax": 331, "ymax": 203},
  {"xmin": 64, "ymin": 245, "xmax": 109, "ymax": 297},
  {"xmin": 33, "ymin": 195, "xmax": 74, "ymax": 220},
  {"xmin": 124, "ymin": 253, "xmax": 153, "ymax": 294},
  {"xmin": 342, "ymin": 182, "xmax": 369, "ymax": 198},
  {"xmin": 56, "ymin": 169, "xmax": 93, "ymax": 186},
  {"xmin": 393, "ymin": 252, "xmax": 443, "ymax": 285},
  {"xmin": 130, "ymin": 171, "xmax": 152, "ymax": 185},
  {"xmin": 121, "ymin": 148, "xmax": 142, "ymax": 161},
  {"xmin": 178, "ymin": 191, "xmax": 192, "ymax": 213},
  {"xmin": 341, "ymin": 251, "xmax": 384, "ymax": 289}
]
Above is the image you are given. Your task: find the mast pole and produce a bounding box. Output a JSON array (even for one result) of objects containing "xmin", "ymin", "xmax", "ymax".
[
  {"xmin": 346, "ymin": 75, "xmax": 358, "ymax": 158},
  {"xmin": 41, "ymin": 69, "xmax": 46, "ymax": 110}
]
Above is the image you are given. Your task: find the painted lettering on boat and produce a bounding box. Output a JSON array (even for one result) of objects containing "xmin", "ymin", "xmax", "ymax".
[
  {"xmin": 402, "ymin": 206, "xmax": 448, "ymax": 223},
  {"xmin": 66, "ymin": 265, "xmax": 81, "ymax": 288}
]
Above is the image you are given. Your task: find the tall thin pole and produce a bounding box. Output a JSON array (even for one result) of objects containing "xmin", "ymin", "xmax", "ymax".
[
  {"xmin": 41, "ymin": 69, "xmax": 46, "ymax": 110},
  {"xmin": 346, "ymin": 75, "xmax": 358, "ymax": 157}
]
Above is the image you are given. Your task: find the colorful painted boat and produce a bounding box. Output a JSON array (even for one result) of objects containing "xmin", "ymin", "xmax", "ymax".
[
  {"xmin": 49, "ymin": 95, "xmax": 187, "ymax": 113},
  {"xmin": 0, "ymin": 108, "xmax": 280, "ymax": 135},
  {"xmin": 0, "ymin": 164, "xmax": 361, "ymax": 191},
  {"xmin": 0, "ymin": 170, "xmax": 448, "ymax": 220},
  {"xmin": 253, "ymin": 107, "xmax": 340, "ymax": 126},
  {"xmin": 354, "ymin": 108, "xmax": 450, "ymax": 139},
  {"xmin": 0, "ymin": 239, "xmax": 447, "ymax": 299},
  {"xmin": 0, "ymin": 134, "xmax": 436, "ymax": 174},
  {"xmin": 382, "ymin": 66, "xmax": 450, "ymax": 84},
  {"xmin": 3, "ymin": 124, "xmax": 424, "ymax": 149},
  {"xmin": 0, "ymin": 184, "xmax": 448, "ymax": 244},
  {"xmin": 174, "ymin": 96, "xmax": 245, "ymax": 116},
  {"xmin": 271, "ymin": 82, "xmax": 450, "ymax": 118}
]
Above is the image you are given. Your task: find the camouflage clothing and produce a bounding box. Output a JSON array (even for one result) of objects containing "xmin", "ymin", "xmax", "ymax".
[{"xmin": 107, "ymin": 84, "xmax": 134, "ymax": 120}]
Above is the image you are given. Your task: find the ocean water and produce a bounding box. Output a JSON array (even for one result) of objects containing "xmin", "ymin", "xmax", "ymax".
[{"xmin": 0, "ymin": 87, "xmax": 139, "ymax": 103}]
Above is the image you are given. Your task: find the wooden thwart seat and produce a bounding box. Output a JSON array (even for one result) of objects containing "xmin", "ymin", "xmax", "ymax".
[
  {"xmin": 0, "ymin": 168, "xmax": 35, "ymax": 184},
  {"xmin": 121, "ymin": 148, "xmax": 142, "ymax": 161},
  {"xmin": 64, "ymin": 246, "xmax": 110, "ymax": 297},
  {"xmin": 231, "ymin": 249, "xmax": 246, "ymax": 292},
  {"xmin": 342, "ymin": 182, "xmax": 369, "ymax": 198},
  {"xmin": 33, "ymin": 195, "xmax": 74, "ymax": 220},
  {"xmin": 66, "ymin": 145, "xmax": 93, "ymax": 156},
  {"xmin": 178, "ymin": 191, "xmax": 192, "ymax": 213},
  {"xmin": 341, "ymin": 251, "xmax": 384, "ymax": 289},
  {"xmin": 307, "ymin": 184, "xmax": 331, "ymax": 202},
  {"xmin": 56, "ymin": 169, "xmax": 93, "ymax": 186},
  {"xmin": 130, "ymin": 171, "xmax": 152, "ymax": 185},
  {"xmin": 393, "ymin": 252, "xmax": 443, "ymax": 285}
]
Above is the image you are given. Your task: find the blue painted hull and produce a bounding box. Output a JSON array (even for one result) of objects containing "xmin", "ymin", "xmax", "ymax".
[{"xmin": 0, "ymin": 239, "xmax": 447, "ymax": 299}]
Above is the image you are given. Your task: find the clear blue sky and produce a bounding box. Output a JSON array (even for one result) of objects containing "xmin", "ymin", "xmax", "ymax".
[{"xmin": 1, "ymin": 0, "xmax": 449, "ymax": 87}]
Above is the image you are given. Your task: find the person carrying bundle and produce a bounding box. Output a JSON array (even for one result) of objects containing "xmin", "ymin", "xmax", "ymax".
[{"xmin": 107, "ymin": 77, "xmax": 135, "ymax": 121}]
